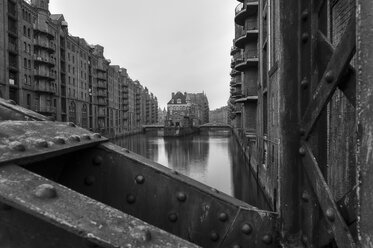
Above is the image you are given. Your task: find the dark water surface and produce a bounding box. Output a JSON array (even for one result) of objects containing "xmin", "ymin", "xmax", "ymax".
[{"xmin": 113, "ymin": 130, "xmax": 270, "ymax": 210}]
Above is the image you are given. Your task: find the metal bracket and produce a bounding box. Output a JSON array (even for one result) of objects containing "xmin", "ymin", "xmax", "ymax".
[
  {"xmin": 0, "ymin": 121, "xmax": 107, "ymax": 166},
  {"xmin": 0, "ymin": 164, "xmax": 198, "ymax": 247}
]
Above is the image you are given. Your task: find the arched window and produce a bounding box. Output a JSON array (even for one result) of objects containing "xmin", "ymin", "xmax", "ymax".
[
  {"xmin": 68, "ymin": 101, "xmax": 76, "ymax": 124},
  {"xmin": 81, "ymin": 104, "xmax": 88, "ymax": 129}
]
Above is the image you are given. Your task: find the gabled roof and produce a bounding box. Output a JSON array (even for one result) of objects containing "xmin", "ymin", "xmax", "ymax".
[{"xmin": 168, "ymin": 92, "xmax": 187, "ymax": 105}]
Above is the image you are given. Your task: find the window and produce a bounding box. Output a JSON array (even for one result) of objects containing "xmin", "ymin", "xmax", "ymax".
[
  {"xmin": 24, "ymin": 58, "xmax": 27, "ymax": 68},
  {"xmin": 27, "ymin": 28, "xmax": 31, "ymax": 38},
  {"xmin": 23, "ymin": 26, "xmax": 26, "ymax": 36},
  {"xmin": 27, "ymin": 94, "xmax": 31, "ymax": 106},
  {"xmin": 177, "ymin": 98, "xmax": 181, "ymax": 104},
  {"xmin": 28, "ymin": 76, "xmax": 31, "ymax": 85},
  {"xmin": 24, "ymin": 74, "xmax": 27, "ymax": 84},
  {"xmin": 28, "ymin": 44, "xmax": 31, "ymax": 54},
  {"xmin": 24, "ymin": 42, "xmax": 27, "ymax": 52},
  {"xmin": 28, "ymin": 60, "xmax": 31, "ymax": 69}
]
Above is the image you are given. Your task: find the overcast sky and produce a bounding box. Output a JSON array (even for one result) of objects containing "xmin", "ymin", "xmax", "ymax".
[{"xmin": 49, "ymin": 1, "xmax": 237, "ymax": 110}]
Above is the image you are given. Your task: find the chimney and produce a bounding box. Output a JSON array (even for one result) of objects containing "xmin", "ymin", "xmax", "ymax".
[{"xmin": 172, "ymin": 92, "xmax": 175, "ymax": 98}]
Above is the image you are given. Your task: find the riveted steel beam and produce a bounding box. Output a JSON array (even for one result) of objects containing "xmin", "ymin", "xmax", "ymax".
[
  {"xmin": 0, "ymin": 164, "xmax": 198, "ymax": 248},
  {"xmin": 0, "ymin": 121, "xmax": 107, "ymax": 166},
  {"xmin": 0, "ymin": 97, "xmax": 49, "ymax": 121},
  {"xmin": 40, "ymin": 142, "xmax": 278, "ymax": 247},
  {"xmin": 301, "ymin": 13, "xmax": 356, "ymax": 139},
  {"xmin": 300, "ymin": 142, "xmax": 356, "ymax": 248}
]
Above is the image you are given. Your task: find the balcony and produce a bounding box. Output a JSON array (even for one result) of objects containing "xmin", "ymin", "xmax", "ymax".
[
  {"xmin": 97, "ymin": 81, "xmax": 107, "ymax": 89},
  {"xmin": 230, "ymin": 80, "xmax": 242, "ymax": 87},
  {"xmin": 34, "ymin": 39, "xmax": 56, "ymax": 53},
  {"xmin": 234, "ymin": 29, "xmax": 259, "ymax": 49},
  {"xmin": 7, "ymin": 8, "xmax": 17, "ymax": 20},
  {"xmin": 8, "ymin": 43, "xmax": 18, "ymax": 54},
  {"xmin": 235, "ymin": 55, "xmax": 259, "ymax": 71},
  {"xmin": 98, "ymin": 112, "xmax": 106, "ymax": 118},
  {"xmin": 8, "ymin": 27, "xmax": 17, "ymax": 37},
  {"xmin": 123, "ymin": 95, "xmax": 129, "ymax": 100},
  {"xmin": 34, "ymin": 55, "xmax": 56, "ymax": 67},
  {"xmin": 231, "ymin": 91, "xmax": 243, "ymax": 99},
  {"xmin": 97, "ymin": 73, "xmax": 106, "ymax": 80},
  {"xmin": 33, "ymin": 24, "xmax": 55, "ymax": 39},
  {"xmin": 35, "ymin": 83, "xmax": 55, "ymax": 94},
  {"xmin": 37, "ymin": 106, "xmax": 56, "ymax": 114},
  {"xmin": 97, "ymin": 90, "xmax": 107, "ymax": 97},
  {"xmin": 235, "ymin": 2, "xmax": 259, "ymax": 26},
  {"xmin": 235, "ymin": 95, "xmax": 258, "ymax": 103},
  {"xmin": 97, "ymin": 98, "xmax": 107, "ymax": 106},
  {"xmin": 230, "ymin": 46, "xmax": 240, "ymax": 55},
  {"xmin": 230, "ymin": 69, "xmax": 241, "ymax": 77},
  {"xmin": 34, "ymin": 69, "xmax": 56, "ymax": 80}
]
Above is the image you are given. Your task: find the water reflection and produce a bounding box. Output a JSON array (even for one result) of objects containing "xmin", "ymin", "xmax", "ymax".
[{"xmin": 112, "ymin": 130, "xmax": 270, "ymax": 210}]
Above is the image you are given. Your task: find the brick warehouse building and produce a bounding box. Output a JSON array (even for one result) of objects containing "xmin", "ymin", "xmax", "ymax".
[{"xmin": 0, "ymin": 0, "xmax": 158, "ymax": 137}]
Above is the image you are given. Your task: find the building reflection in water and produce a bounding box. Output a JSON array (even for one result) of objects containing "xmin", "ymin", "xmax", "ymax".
[{"xmin": 112, "ymin": 130, "xmax": 271, "ymax": 210}]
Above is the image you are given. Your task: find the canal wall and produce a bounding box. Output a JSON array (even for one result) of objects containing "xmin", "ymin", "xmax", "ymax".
[
  {"xmin": 232, "ymin": 128, "xmax": 274, "ymax": 210},
  {"xmin": 104, "ymin": 128, "xmax": 144, "ymax": 139}
]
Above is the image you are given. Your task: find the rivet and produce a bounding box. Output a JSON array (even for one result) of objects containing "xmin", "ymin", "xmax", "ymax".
[
  {"xmin": 301, "ymin": 10, "xmax": 309, "ymax": 21},
  {"xmin": 241, "ymin": 223, "xmax": 253, "ymax": 235},
  {"xmin": 67, "ymin": 122, "xmax": 76, "ymax": 127},
  {"xmin": 69, "ymin": 135, "xmax": 81, "ymax": 142},
  {"xmin": 218, "ymin": 212, "xmax": 228, "ymax": 222},
  {"xmin": 9, "ymin": 141, "xmax": 26, "ymax": 152},
  {"xmin": 53, "ymin": 136, "xmax": 66, "ymax": 145},
  {"xmin": 299, "ymin": 146, "xmax": 306, "ymax": 156},
  {"xmin": 210, "ymin": 231, "xmax": 219, "ymax": 241},
  {"xmin": 232, "ymin": 245, "xmax": 241, "ymax": 248},
  {"xmin": 325, "ymin": 208, "xmax": 335, "ymax": 222},
  {"xmin": 92, "ymin": 156, "xmax": 103, "ymax": 166},
  {"xmin": 168, "ymin": 212, "xmax": 178, "ymax": 222},
  {"xmin": 301, "ymin": 191, "xmax": 310, "ymax": 202},
  {"xmin": 301, "ymin": 77, "xmax": 309, "ymax": 89},
  {"xmin": 135, "ymin": 175, "xmax": 145, "ymax": 184},
  {"xmin": 177, "ymin": 192, "xmax": 187, "ymax": 202},
  {"xmin": 93, "ymin": 133, "xmax": 101, "ymax": 139},
  {"xmin": 127, "ymin": 194, "xmax": 136, "ymax": 204},
  {"xmin": 84, "ymin": 176, "xmax": 96, "ymax": 186},
  {"xmin": 262, "ymin": 234, "xmax": 273, "ymax": 244},
  {"xmin": 302, "ymin": 33, "xmax": 309, "ymax": 43},
  {"xmin": 36, "ymin": 139, "xmax": 49, "ymax": 148},
  {"xmin": 82, "ymin": 134, "xmax": 91, "ymax": 140},
  {"xmin": 325, "ymin": 71, "xmax": 334, "ymax": 83},
  {"xmin": 34, "ymin": 184, "xmax": 57, "ymax": 199}
]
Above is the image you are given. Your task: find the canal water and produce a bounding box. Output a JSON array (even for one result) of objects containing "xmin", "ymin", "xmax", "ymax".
[{"xmin": 112, "ymin": 130, "xmax": 270, "ymax": 210}]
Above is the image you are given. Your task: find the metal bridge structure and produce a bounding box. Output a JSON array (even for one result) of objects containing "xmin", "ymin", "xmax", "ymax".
[{"xmin": 1, "ymin": 1, "xmax": 373, "ymax": 247}]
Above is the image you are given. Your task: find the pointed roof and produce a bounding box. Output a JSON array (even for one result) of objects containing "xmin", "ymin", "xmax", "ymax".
[{"xmin": 168, "ymin": 91, "xmax": 187, "ymax": 105}]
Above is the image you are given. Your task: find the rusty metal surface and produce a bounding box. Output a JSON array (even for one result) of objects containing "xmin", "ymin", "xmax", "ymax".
[
  {"xmin": 0, "ymin": 97, "xmax": 49, "ymax": 121},
  {"xmin": 0, "ymin": 121, "xmax": 107, "ymax": 165},
  {"xmin": 0, "ymin": 164, "xmax": 198, "ymax": 248},
  {"xmin": 34, "ymin": 142, "xmax": 278, "ymax": 247},
  {"xmin": 356, "ymin": 0, "xmax": 373, "ymax": 245},
  {"xmin": 301, "ymin": 13, "xmax": 356, "ymax": 139},
  {"xmin": 300, "ymin": 143, "xmax": 356, "ymax": 248}
]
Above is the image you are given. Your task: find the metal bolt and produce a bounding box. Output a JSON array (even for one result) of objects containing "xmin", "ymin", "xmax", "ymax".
[
  {"xmin": 93, "ymin": 133, "xmax": 101, "ymax": 139},
  {"xmin": 325, "ymin": 71, "xmax": 334, "ymax": 83},
  {"xmin": 92, "ymin": 156, "xmax": 103, "ymax": 166},
  {"xmin": 210, "ymin": 231, "xmax": 219, "ymax": 241},
  {"xmin": 82, "ymin": 134, "xmax": 91, "ymax": 140},
  {"xmin": 172, "ymin": 170, "xmax": 179, "ymax": 175},
  {"xmin": 262, "ymin": 234, "xmax": 273, "ymax": 244},
  {"xmin": 34, "ymin": 184, "xmax": 57, "ymax": 199},
  {"xmin": 301, "ymin": 77, "xmax": 309, "ymax": 89},
  {"xmin": 302, "ymin": 33, "xmax": 309, "ymax": 43},
  {"xmin": 218, "ymin": 212, "xmax": 228, "ymax": 222},
  {"xmin": 325, "ymin": 208, "xmax": 335, "ymax": 222},
  {"xmin": 241, "ymin": 223, "xmax": 253, "ymax": 235},
  {"xmin": 126, "ymin": 194, "xmax": 136, "ymax": 204},
  {"xmin": 9, "ymin": 141, "xmax": 26, "ymax": 152},
  {"xmin": 299, "ymin": 146, "xmax": 306, "ymax": 156},
  {"xmin": 84, "ymin": 176, "xmax": 96, "ymax": 186},
  {"xmin": 301, "ymin": 10, "xmax": 309, "ymax": 21},
  {"xmin": 177, "ymin": 192, "xmax": 187, "ymax": 202},
  {"xmin": 135, "ymin": 175, "xmax": 145, "ymax": 184},
  {"xmin": 67, "ymin": 122, "xmax": 76, "ymax": 127},
  {"xmin": 53, "ymin": 136, "xmax": 66, "ymax": 145},
  {"xmin": 301, "ymin": 191, "xmax": 310, "ymax": 202},
  {"xmin": 168, "ymin": 212, "xmax": 178, "ymax": 222},
  {"xmin": 69, "ymin": 135, "xmax": 81, "ymax": 142},
  {"xmin": 36, "ymin": 139, "xmax": 49, "ymax": 148}
]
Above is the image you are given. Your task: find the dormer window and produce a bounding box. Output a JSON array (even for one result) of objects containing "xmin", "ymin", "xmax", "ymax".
[{"xmin": 177, "ymin": 98, "xmax": 181, "ymax": 104}]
